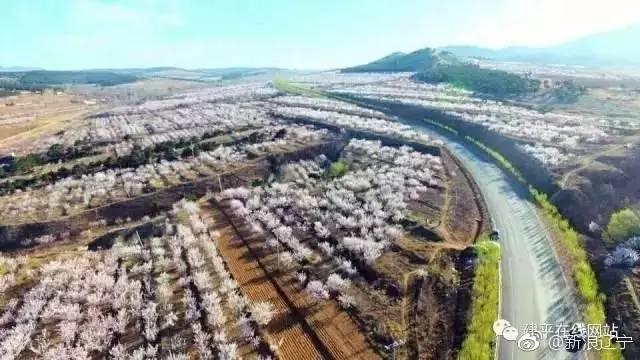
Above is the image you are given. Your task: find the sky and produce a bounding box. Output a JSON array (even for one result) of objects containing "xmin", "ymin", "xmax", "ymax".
[{"xmin": 1, "ymin": 0, "xmax": 639, "ymax": 70}]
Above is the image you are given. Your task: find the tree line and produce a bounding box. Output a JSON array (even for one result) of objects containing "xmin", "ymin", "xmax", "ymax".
[
  {"xmin": 0, "ymin": 128, "xmax": 282, "ymax": 195},
  {"xmin": 0, "ymin": 70, "xmax": 138, "ymax": 91}
]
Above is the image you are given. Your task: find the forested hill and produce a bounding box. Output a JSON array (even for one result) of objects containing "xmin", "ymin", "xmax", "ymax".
[
  {"xmin": 343, "ymin": 47, "xmax": 539, "ymax": 98},
  {"xmin": 341, "ymin": 48, "xmax": 446, "ymax": 73},
  {"xmin": 414, "ymin": 64, "xmax": 540, "ymax": 97}
]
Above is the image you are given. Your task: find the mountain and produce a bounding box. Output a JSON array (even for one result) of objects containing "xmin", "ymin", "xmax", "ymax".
[
  {"xmin": 343, "ymin": 48, "xmax": 538, "ymax": 97},
  {"xmin": 442, "ymin": 23, "xmax": 640, "ymax": 68},
  {"xmin": 342, "ymin": 48, "xmax": 447, "ymax": 73},
  {"xmin": 550, "ymin": 24, "xmax": 640, "ymax": 65}
]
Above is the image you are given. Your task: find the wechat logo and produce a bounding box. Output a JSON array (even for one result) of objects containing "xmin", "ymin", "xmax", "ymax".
[
  {"xmin": 493, "ymin": 319, "xmax": 541, "ymax": 352},
  {"xmin": 493, "ymin": 319, "xmax": 518, "ymax": 341}
]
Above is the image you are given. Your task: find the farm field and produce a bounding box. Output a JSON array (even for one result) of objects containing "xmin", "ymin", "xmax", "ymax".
[
  {"xmin": 0, "ymin": 91, "xmax": 94, "ymax": 155},
  {"xmin": 212, "ymin": 136, "xmax": 483, "ymax": 359},
  {"xmin": 208, "ymin": 200, "xmax": 376, "ymax": 360},
  {"xmin": 0, "ymin": 80, "xmax": 487, "ymax": 359},
  {"xmin": 1, "ymin": 200, "xmax": 282, "ymax": 359}
]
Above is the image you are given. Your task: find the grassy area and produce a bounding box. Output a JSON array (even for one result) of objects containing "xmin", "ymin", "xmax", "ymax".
[
  {"xmin": 531, "ymin": 188, "xmax": 587, "ymax": 261},
  {"xmin": 463, "ymin": 136, "xmax": 525, "ymax": 183},
  {"xmin": 273, "ymin": 78, "xmax": 326, "ymax": 98},
  {"xmin": 12, "ymin": 153, "xmax": 47, "ymax": 174},
  {"xmin": 276, "ymin": 78, "xmax": 391, "ymax": 114},
  {"xmin": 424, "ymin": 119, "xmax": 459, "ymax": 135},
  {"xmin": 459, "ymin": 235, "xmax": 501, "ymax": 360},
  {"xmin": 531, "ymin": 188, "xmax": 622, "ymax": 359}
]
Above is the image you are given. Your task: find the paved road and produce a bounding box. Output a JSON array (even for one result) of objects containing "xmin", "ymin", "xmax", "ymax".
[{"xmin": 412, "ymin": 125, "xmax": 581, "ymax": 360}]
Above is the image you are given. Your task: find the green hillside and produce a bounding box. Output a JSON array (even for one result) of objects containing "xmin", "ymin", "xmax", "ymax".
[
  {"xmin": 341, "ymin": 48, "xmax": 439, "ymax": 73},
  {"xmin": 414, "ymin": 63, "xmax": 540, "ymax": 97},
  {"xmin": 343, "ymin": 47, "xmax": 539, "ymax": 97}
]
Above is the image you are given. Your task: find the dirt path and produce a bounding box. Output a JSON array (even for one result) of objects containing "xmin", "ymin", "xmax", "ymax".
[{"xmin": 436, "ymin": 178, "xmax": 455, "ymax": 242}]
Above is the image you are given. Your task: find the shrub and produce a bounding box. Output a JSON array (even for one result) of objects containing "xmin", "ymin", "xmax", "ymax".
[
  {"xmin": 605, "ymin": 208, "xmax": 640, "ymax": 246},
  {"xmin": 327, "ymin": 160, "xmax": 348, "ymax": 178},
  {"xmin": 13, "ymin": 153, "xmax": 46, "ymax": 174},
  {"xmin": 459, "ymin": 236, "xmax": 501, "ymax": 360}
]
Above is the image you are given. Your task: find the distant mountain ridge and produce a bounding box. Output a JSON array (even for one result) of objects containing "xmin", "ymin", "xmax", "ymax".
[
  {"xmin": 442, "ymin": 23, "xmax": 640, "ymax": 68},
  {"xmin": 0, "ymin": 66, "xmax": 43, "ymax": 72},
  {"xmin": 0, "ymin": 70, "xmax": 138, "ymax": 90},
  {"xmin": 0, "ymin": 67, "xmax": 291, "ymax": 88}
]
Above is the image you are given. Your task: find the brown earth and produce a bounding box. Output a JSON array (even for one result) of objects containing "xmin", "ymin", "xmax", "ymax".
[
  {"xmin": 440, "ymin": 148, "xmax": 490, "ymax": 245},
  {"xmin": 404, "ymin": 246, "xmax": 475, "ymax": 360},
  {"xmin": 599, "ymin": 268, "xmax": 640, "ymax": 359},
  {"xmin": 211, "ymin": 199, "xmax": 380, "ymax": 360},
  {"xmin": 203, "ymin": 204, "xmax": 323, "ymax": 360},
  {"xmin": 553, "ymin": 142, "xmax": 640, "ymax": 232},
  {"xmin": 0, "ymin": 92, "xmax": 94, "ymax": 155}
]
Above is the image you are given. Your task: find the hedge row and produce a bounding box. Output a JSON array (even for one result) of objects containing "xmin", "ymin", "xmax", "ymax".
[
  {"xmin": 531, "ymin": 189, "xmax": 621, "ymax": 359},
  {"xmin": 459, "ymin": 236, "xmax": 501, "ymax": 360}
]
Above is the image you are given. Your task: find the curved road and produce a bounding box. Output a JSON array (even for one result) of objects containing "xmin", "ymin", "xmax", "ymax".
[{"xmin": 413, "ymin": 125, "xmax": 581, "ymax": 360}]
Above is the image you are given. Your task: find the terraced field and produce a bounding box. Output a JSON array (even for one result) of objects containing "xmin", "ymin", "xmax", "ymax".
[{"xmin": 0, "ymin": 79, "xmax": 489, "ymax": 360}]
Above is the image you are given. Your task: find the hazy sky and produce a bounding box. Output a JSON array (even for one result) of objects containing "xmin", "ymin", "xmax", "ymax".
[{"xmin": 1, "ymin": 0, "xmax": 639, "ymax": 69}]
